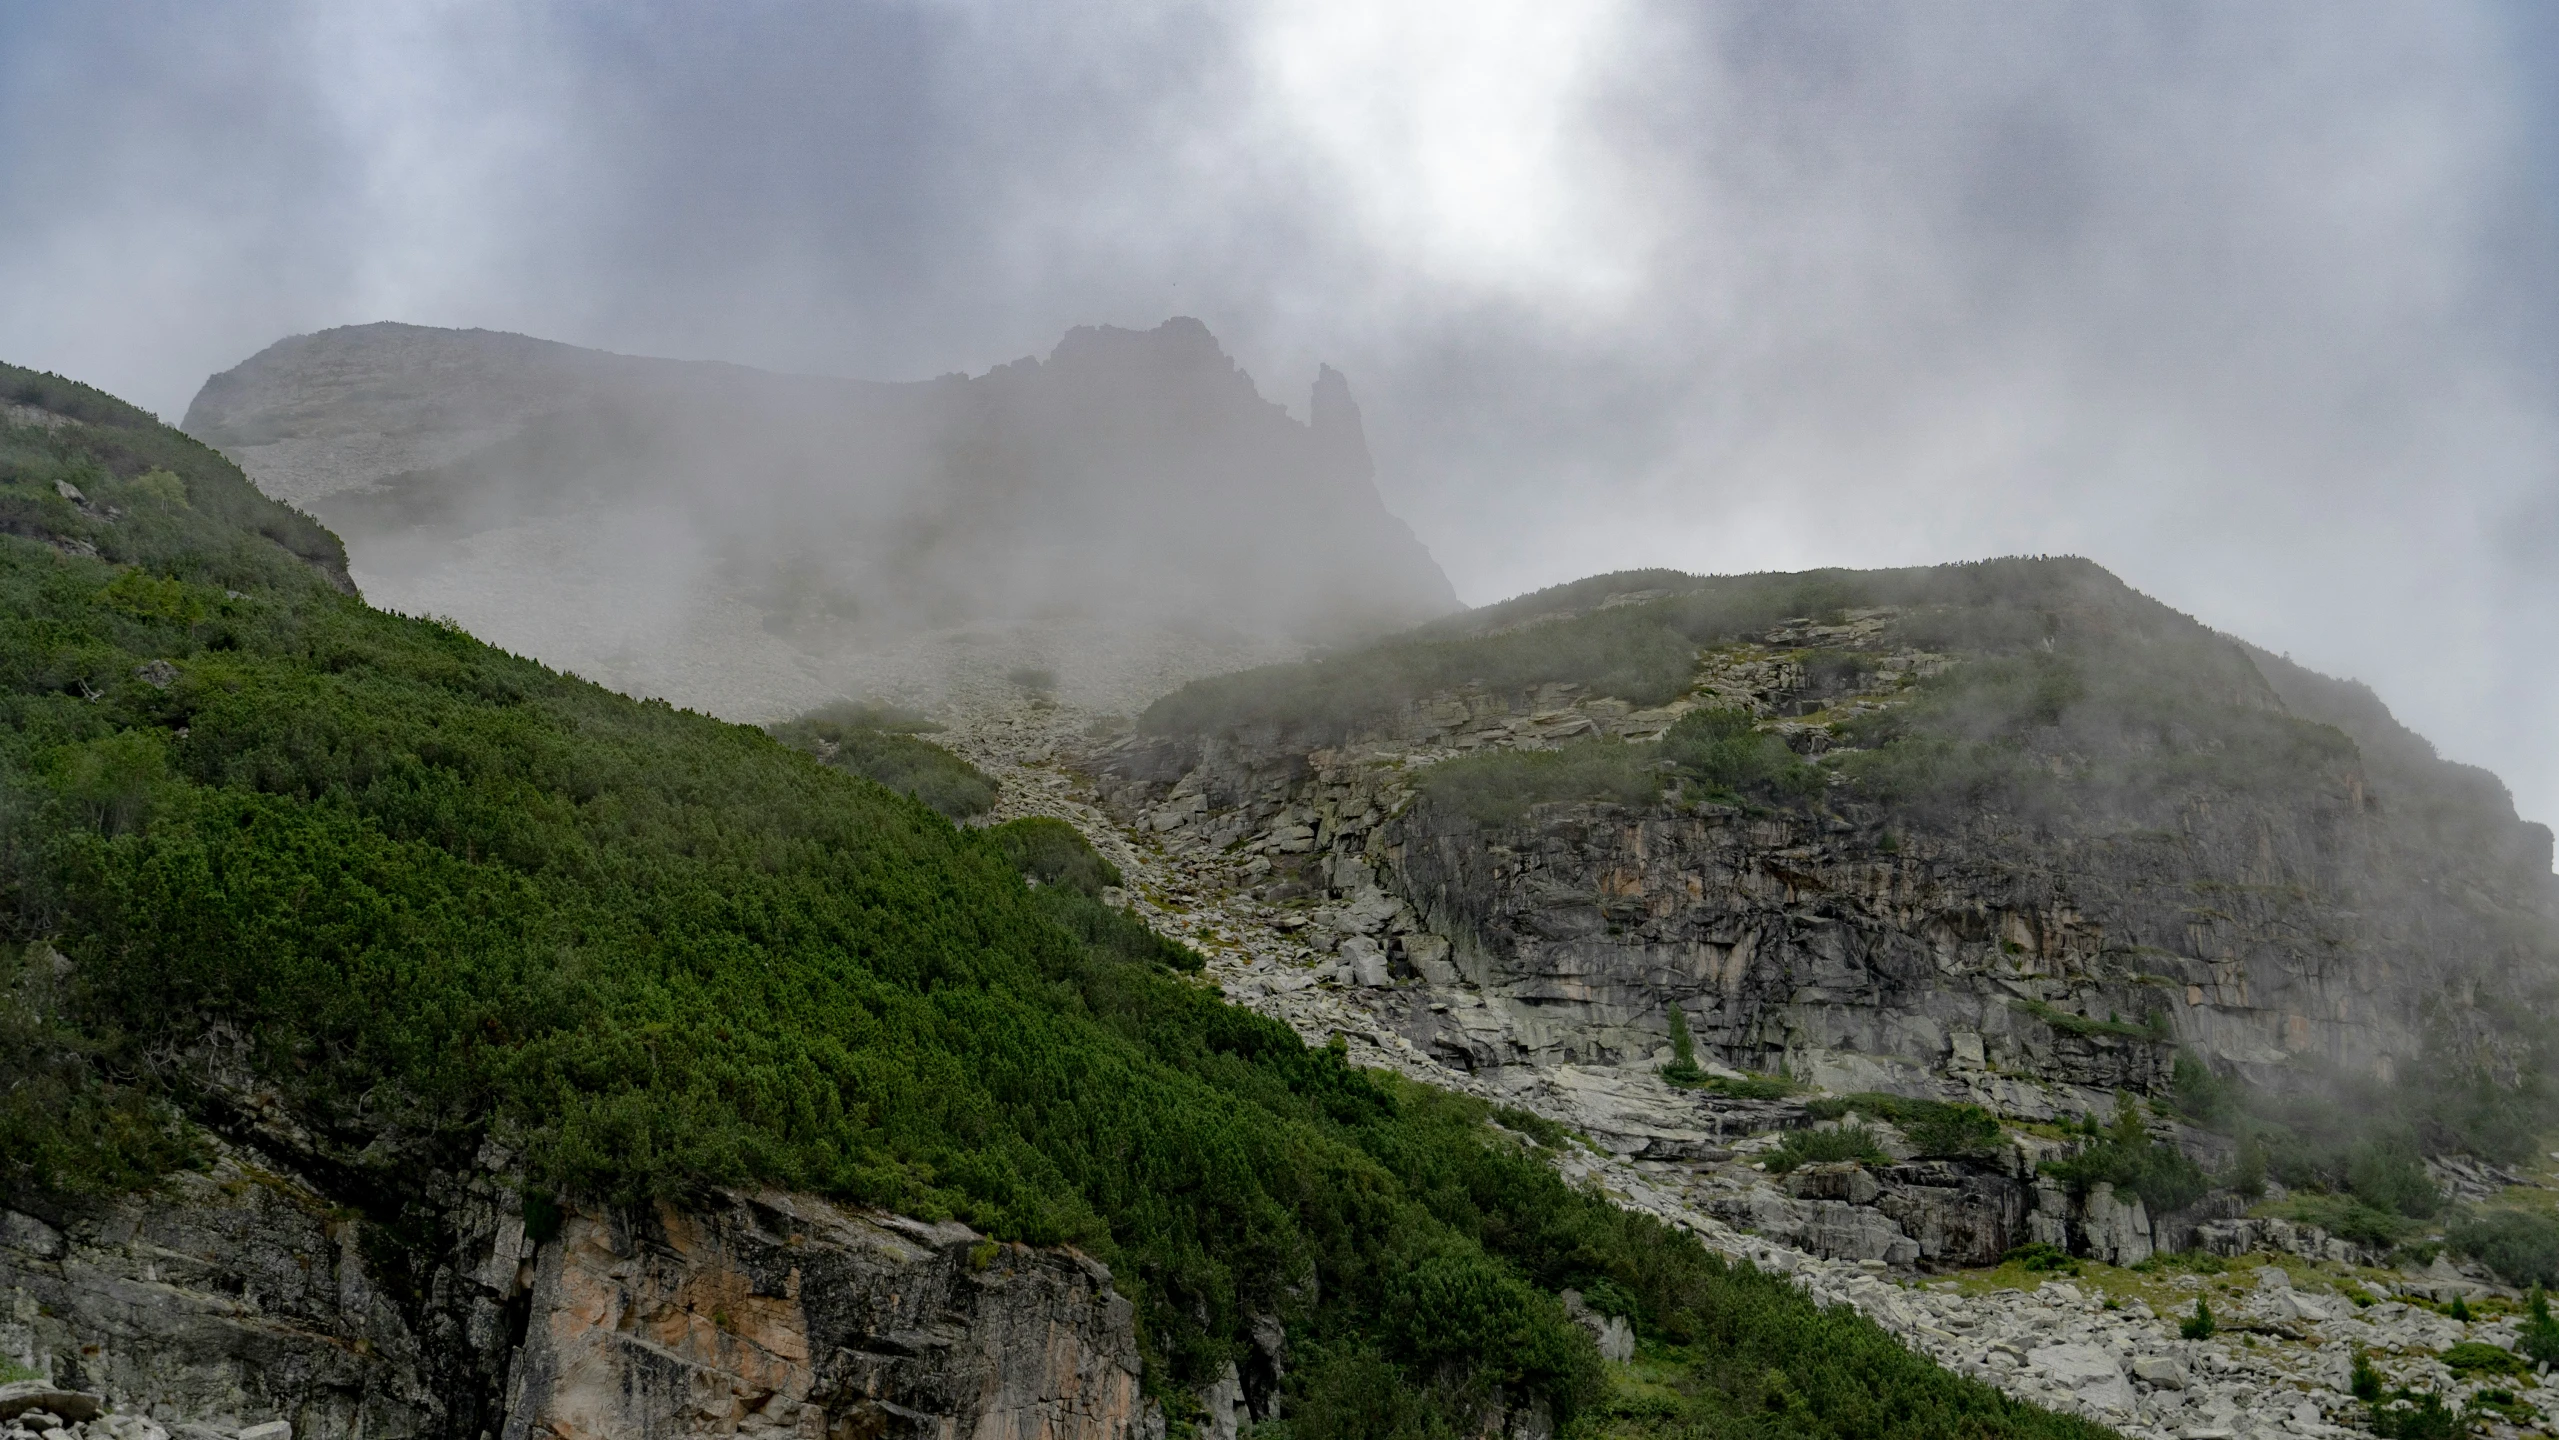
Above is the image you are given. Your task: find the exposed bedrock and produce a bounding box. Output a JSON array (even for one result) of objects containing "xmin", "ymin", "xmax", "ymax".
[
  {"xmin": 1, "ymin": 1152, "xmax": 1156, "ymax": 1440},
  {"xmin": 1090, "ymin": 668, "xmax": 2550, "ymax": 1107}
]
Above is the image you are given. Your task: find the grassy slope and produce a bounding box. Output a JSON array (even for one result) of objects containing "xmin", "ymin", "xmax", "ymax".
[{"xmin": 0, "ymin": 362, "xmax": 2105, "ymax": 1439}]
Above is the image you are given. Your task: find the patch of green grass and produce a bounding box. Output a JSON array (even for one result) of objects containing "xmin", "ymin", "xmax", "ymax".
[
  {"xmin": 1141, "ymin": 558, "xmax": 2129, "ymax": 745},
  {"xmin": 2132, "ymin": 1250, "xmax": 2228, "ymax": 1276}
]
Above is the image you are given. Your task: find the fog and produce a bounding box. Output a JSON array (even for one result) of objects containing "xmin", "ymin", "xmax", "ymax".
[{"xmin": 2, "ymin": 2, "xmax": 2554, "ymax": 827}]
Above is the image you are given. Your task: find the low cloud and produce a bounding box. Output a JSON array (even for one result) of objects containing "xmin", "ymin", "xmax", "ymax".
[{"xmin": 1, "ymin": 0, "xmax": 2551, "ymax": 826}]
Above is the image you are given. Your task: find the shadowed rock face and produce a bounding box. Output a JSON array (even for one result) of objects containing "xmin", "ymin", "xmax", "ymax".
[{"xmin": 181, "ymin": 320, "xmax": 1458, "ymax": 696}]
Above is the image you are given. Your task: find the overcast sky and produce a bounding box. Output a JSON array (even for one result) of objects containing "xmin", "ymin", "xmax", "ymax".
[{"xmin": 4, "ymin": 1, "xmax": 2555, "ymax": 834}]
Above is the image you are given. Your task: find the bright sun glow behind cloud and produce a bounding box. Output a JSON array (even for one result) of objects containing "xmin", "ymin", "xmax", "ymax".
[{"xmin": 1248, "ymin": 1, "xmax": 1649, "ymax": 311}]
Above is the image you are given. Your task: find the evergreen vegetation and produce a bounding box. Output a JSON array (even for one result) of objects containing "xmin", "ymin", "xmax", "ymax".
[
  {"xmin": 1805, "ymin": 1094, "xmax": 2004, "ymax": 1161},
  {"xmin": 2041, "ymin": 1103, "xmax": 2209, "ymax": 1215},
  {"xmin": 2449, "ymin": 1209, "xmax": 2559, "ymax": 1290},
  {"xmin": 1767, "ymin": 1126, "xmax": 1890, "ymax": 1174},
  {"xmin": 769, "ymin": 700, "xmax": 997, "ymax": 819},
  {"xmin": 1417, "ymin": 739, "xmax": 1662, "ymax": 824},
  {"xmin": 1658, "ymin": 707, "xmax": 1822, "ymax": 803},
  {"xmin": 0, "ymin": 365, "xmax": 2111, "ymax": 1439}
]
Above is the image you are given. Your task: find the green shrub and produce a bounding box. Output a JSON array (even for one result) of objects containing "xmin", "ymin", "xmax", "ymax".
[
  {"xmin": 2224, "ymin": 1135, "xmax": 2268, "ymax": 1199},
  {"xmin": 1492, "ymin": 1106, "xmax": 1572, "ymax": 1150},
  {"xmin": 2519, "ymin": 1286, "xmax": 2559, "ymax": 1368},
  {"xmin": 1767, "ymin": 1126, "xmax": 1888, "ymax": 1174},
  {"xmin": 2346, "ymin": 1140, "xmax": 2442, "ymax": 1219},
  {"xmin": 2449, "ymin": 1209, "xmax": 2559, "ymax": 1290},
  {"xmin": 989, "ymin": 817, "xmax": 1121, "ymax": 898},
  {"xmin": 1659, "ymin": 708, "xmax": 1821, "ymax": 802},
  {"xmin": 772, "ymin": 700, "xmax": 942, "ymax": 735},
  {"xmin": 2353, "ymin": 1350, "xmax": 2384, "ymax": 1403},
  {"xmin": 0, "ymin": 943, "xmax": 205, "ymax": 1197},
  {"xmin": 2043, "ymin": 1101, "xmax": 2209, "ymax": 1214},
  {"xmin": 2002, "ymin": 1242, "xmax": 2080, "ymax": 1275},
  {"xmin": 769, "ymin": 707, "xmax": 996, "ymax": 819},
  {"xmin": 1417, "ymin": 739, "xmax": 1662, "ymax": 826},
  {"xmin": 2132, "ymin": 1249, "xmax": 2226, "ymax": 1275},
  {"xmin": 1806, "ymin": 1093, "xmax": 2002, "ymax": 1160},
  {"xmin": 2006, "ymin": 998, "xmax": 2162, "ymax": 1042},
  {"xmin": 1698, "ymin": 1072, "xmax": 1800, "ymax": 1101},
  {"xmin": 2170, "ymin": 1052, "xmax": 2240, "ymax": 1127},
  {"xmin": 2179, "ymin": 1299, "xmax": 2216, "ymax": 1341}
]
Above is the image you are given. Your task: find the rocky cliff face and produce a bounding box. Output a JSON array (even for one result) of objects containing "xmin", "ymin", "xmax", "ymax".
[
  {"xmin": 503, "ymin": 1195, "xmax": 1148, "ymax": 1440},
  {"xmin": 1, "ymin": 1147, "xmax": 1155, "ymax": 1440},
  {"xmin": 1096, "ymin": 591, "xmax": 2559, "ymax": 1109}
]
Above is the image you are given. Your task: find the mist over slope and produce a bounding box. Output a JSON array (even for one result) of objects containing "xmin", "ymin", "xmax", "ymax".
[{"xmin": 182, "ymin": 318, "xmax": 1456, "ymax": 716}]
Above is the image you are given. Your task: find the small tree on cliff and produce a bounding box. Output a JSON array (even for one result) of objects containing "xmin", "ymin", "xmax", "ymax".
[{"xmin": 1661, "ymin": 1005, "xmax": 1704, "ymax": 1085}]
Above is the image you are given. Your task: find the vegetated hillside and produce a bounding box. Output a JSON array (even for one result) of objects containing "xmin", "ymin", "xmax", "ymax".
[
  {"xmin": 183, "ymin": 318, "xmax": 1456, "ymax": 645},
  {"xmin": 0, "ymin": 366, "xmax": 2102, "ymax": 1437},
  {"xmin": 1126, "ymin": 560, "xmax": 2559, "ymax": 1200}
]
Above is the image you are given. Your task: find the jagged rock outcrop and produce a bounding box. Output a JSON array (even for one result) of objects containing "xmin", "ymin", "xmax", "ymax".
[{"xmin": 2, "ymin": 1154, "xmax": 1156, "ymax": 1440}]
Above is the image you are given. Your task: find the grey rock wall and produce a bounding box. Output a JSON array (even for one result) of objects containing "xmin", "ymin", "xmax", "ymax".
[{"xmin": 3, "ymin": 1155, "xmax": 1156, "ymax": 1440}]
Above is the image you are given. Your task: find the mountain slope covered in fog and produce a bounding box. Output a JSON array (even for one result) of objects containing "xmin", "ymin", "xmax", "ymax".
[{"xmin": 181, "ymin": 318, "xmax": 1457, "ymax": 716}]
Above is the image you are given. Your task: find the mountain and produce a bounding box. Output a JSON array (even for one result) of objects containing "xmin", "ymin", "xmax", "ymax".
[
  {"xmin": 0, "ymin": 370, "xmax": 2097, "ymax": 1437},
  {"xmin": 1104, "ymin": 559, "xmax": 2559, "ymax": 1265},
  {"xmin": 179, "ymin": 320, "xmax": 1459, "ymax": 717}
]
